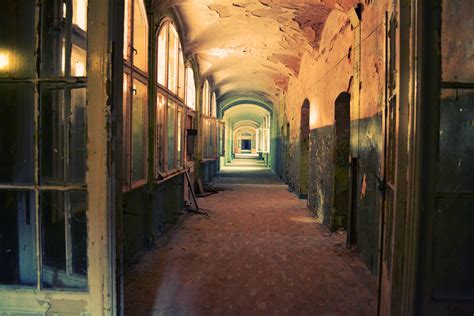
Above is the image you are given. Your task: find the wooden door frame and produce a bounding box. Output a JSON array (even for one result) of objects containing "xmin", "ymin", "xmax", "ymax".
[
  {"xmin": 377, "ymin": 0, "xmax": 422, "ymax": 314},
  {"xmin": 87, "ymin": 0, "xmax": 117, "ymax": 314}
]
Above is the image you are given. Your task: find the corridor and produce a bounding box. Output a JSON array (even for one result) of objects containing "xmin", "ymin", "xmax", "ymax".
[
  {"xmin": 124, "ymin": 160, "xmax": 376, "ymax": 315},
  {"xmin": 1, "ymin": 0, "xmax": 473, "ymax": 315}
]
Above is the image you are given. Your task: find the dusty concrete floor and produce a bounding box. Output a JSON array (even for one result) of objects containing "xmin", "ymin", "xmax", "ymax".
[{"xmin": 125, "ymin": 158, "xmax": 377, "ymax": 315}]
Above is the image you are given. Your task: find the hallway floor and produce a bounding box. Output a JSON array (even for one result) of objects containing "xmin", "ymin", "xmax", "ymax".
[{"xmin": 125, "ymin": 159, "xmax": 376, "ymax": 315}]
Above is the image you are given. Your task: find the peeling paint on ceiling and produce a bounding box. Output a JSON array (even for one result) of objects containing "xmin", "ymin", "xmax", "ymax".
[{"xmin": 156, "ymin": 0, "xmax": 358, "ymax": 103}]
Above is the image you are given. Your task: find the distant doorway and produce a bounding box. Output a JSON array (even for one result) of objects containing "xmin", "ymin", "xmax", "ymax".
[
  {"xmin": 241, "ymin": 139, "xmax": 251, "ymax": 151},
  {"xmin": 299, "ymin": 99, "xmax": 310, "ymax": 199},
  {"xmin": 332, "ymin": 92, "xmax": 351, "ymax": 230}
]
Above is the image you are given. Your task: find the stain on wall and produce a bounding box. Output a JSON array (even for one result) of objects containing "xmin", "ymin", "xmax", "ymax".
[{"xmin": 276, "ymin": 1, "xmax": 388, "ymax": 273}]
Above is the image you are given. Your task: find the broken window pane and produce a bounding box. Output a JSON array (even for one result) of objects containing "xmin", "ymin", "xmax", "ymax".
[
  {"xmin": 0, "ymin": 190, "xmax": 37, "ymax": 287},
  {"xmin": 0, "ymin": 0, "xmax": 36, "ymax": 78},
  {"xmin": 69, "ymin": 88, "xmax": 87, "ymax": 183},
  {"xmin": 0, "ymin": 84, "xmax": 35, "ymax": 184},
  {"xmin": 132, "ymin": 79, "xmax": 147, "ymax": 182},
  {"xmin": 40, "ymin": 87, "xmax": 66, "ymax": 184},
  {"xmin": 41, "ymin": 190, "xmax": 88, "ymax": 290}
]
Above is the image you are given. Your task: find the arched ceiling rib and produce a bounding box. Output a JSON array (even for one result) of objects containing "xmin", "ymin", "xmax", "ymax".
[
  {"xmin": 223, "ymin": 103, "xmax": 270, "ymax": 130},
  {"xmin": 156, "ymin": 0, "xmax": 358, "ymax": 104}
]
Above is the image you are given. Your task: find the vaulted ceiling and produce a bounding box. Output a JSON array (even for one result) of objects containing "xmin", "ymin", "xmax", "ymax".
[
  {"xmin": 223, "ymin": 103, "xmax": 270, "ymax": 129},
  {"xmin": 156, "ymin": 0, "xmax": 358, "ymax": 107}
]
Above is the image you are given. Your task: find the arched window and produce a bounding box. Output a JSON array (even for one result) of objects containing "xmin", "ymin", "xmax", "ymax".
[
  {"xmin": 201, "ymin": 81, "xmax": 219, "ymax": 159},
  {"xmin": 155, "ymin": 21, "xmax": 188, "ymax": 175},
  {"xmin": 211, "ymin": 92, "xmax": 217, "ymax": 117},
  {"xmin": 185, "ymin": 67, "xmax": 196, "ymax": 110},
  {"xmin": 123, "ymin": 0, "xmax": 149, "ymax": 190},
  {"xmin": 202, "ymin": 80, "xmax": 210, "ymax": 116}
]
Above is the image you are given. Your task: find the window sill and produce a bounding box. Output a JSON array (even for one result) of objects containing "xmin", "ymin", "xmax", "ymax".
[
  {"xmin": 122, "ymin": 179, "xmax": 147, "ymax": 193},
  {"xmin": 155, "ymin": 168, "xmax": 186, "ymax": 184},
  {"xmin": 200, "ymin": 158, "xmax": 218, "ymax": 163}
]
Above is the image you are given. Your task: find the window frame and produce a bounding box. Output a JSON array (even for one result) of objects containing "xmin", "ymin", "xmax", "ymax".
[
  {"xmin": 200, "ymin": 80, "xmax": 220, "ymax": 161},
  {"xmin": 0, "ymin": 0, "xmax": 90, "ymax": 293},
  {"xmin": 155, "ymin": 19, "xmax": 192, "ymax": 179},
  {"xmin": 122, "ymin": 0, "xmax": 149, "ymax": 191}
]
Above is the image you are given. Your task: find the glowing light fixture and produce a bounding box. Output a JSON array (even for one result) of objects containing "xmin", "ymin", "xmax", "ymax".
[{"xmin": 0, "ymin": 52, "xmax": 10, "ymax": 70}]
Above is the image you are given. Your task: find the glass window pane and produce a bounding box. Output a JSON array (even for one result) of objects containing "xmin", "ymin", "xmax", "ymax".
[
  {"xmin": 123, "ymin": 0, "xmax": 131, "ymax": 60},
  {"xmin": 132, "ymin": 0, "xmax": 148, "ymax": 72},
  {"xmin": 186, "ymin": 115, "xmax": 195, "ymax": 161},
  {"xmin": 157, "ymin": 24, "xmax": 168, "ymax": 86},
  {"xmin": 70, "ymin": 191, "xmax": 88, "ymax": 276},
  {"xmin": 0, "ymin": 0, "xmax": 36, "ymax": 78},
  {"xmin": 178, "ymin": 45, "xmax": 185, "ymax": 99},
  {"xmin": 177, "ymin": 108, "xmax": 183, "ymax": 166},
  {"xmin": 202, "ymin": 118, "xmax": 209, "ymax": 158},
  {"xmin": 168, "ymin": 26, "xmax": 178, "ymax": 94},
  {"xmin": 167, "ymin": 101, "xmax": 176, "ymax": 170},
  {"xmin": 156, "ymin": 94, "xmax": 166, "ymax": 173},
  {"xmin": 41, "ymin": 0, "xmax": 67, "ymax": 77},
  {"xmin": 132, "ymin": 80, "xmax": 147, "ymax": 182},
  {"xmin": 69, "ymin": 88, "xmax": 87, "ymax": 183},
  {"xmin": 210, "ymin": 121, "xmax": 215, "ymax": 157},
  {"xmin": 202, "ymin": 81, "xmax": 209, "ymax": 116},
  {"xmin": 41, "ymin": 191, "xmax": 66, "ymax": 286},
  {"xmin": 438, "ymin": 89, "xmax": 474, "ymax": 193},
  {"xmin": 41, "ymin": 191, "xmax": 88, "ymax": 290},
  {"xmin": 71, "ymin": 44, "xmax": 87, "ymax": 77},
  {"xmin": 0, "ymin": 84, "xmax": 35, "ymax": 184},
  {"xmin": 40, "ymin": 87, "xmax": 66, "ymax": 184},
  {"xmin": 72, "ymin": 0, "xmax": 87, "ymax": 32},
  {"xmin": 0, "ymin": 190, "xmax": 37, "ymax": 287},
  {"xmin": 211, "ymin": 93, "xmax": 217, "ymax": 117},
  {"xmin": 123, "ymin": 74, "xmax": 131, "ymax": 187},
  {"xmin": 185, "ymin": 67, "xmax": 196, "ymax": 110}
]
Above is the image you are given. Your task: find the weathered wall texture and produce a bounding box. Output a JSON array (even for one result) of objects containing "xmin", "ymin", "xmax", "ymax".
[
  {"xmin": 123, "ymin": 175, "xmax": 185, "ymax": 266},
  {"xmin": 279, "ymin": 1, "xmax": 389, "ymax": 273}
]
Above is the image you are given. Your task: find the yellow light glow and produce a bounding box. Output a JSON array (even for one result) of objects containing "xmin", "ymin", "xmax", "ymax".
[
  {"xmin": 61, "ymin": 44, "xmax": 66, "ymax": 75},
  {"xmin": 0, "ymin": 52, "xmax": 10, "ymax": 70},
  {"xmin": 309, "ymin": 100, "xmax": 318, "ymax": 129},
  {"xmin": 75, "ymin": 61, "xmax": 85, "ymax": 77},
  {"xmin": 73, "ymin": 0, "xmax": 88, "ymax": 31}
]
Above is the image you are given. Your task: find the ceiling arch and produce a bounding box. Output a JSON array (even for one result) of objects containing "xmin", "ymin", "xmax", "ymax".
[
  {"xmin": 156, "ymin": 0, "xmax": 359, "ymax": 104},
  {"xmin": 223, "ymin": 103, "xmax": 271, "ymax": 132}
]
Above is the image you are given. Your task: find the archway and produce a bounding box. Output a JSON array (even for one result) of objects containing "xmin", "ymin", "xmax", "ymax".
[
  {"xmin": 233, "ymin": 126, "xmax": 257, "ymax": 157},
  {"xmin": 332, "ymin": 92, "xmax": 351, "ymax": 230},
  {"xmin": 298, "ymin": 99, "xmax": 310, "ymax": 199}
]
